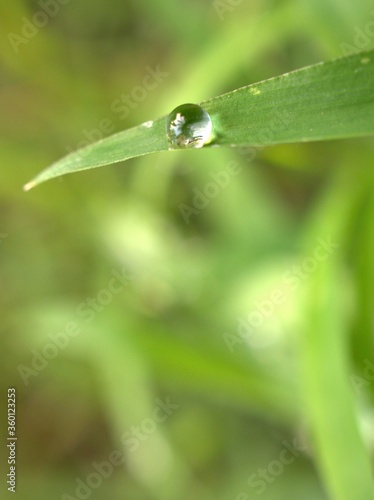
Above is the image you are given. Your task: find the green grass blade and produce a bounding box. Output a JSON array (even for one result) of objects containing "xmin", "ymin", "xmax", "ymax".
[
  {"xmin": 204, "ymin": 50, "xmax": 374, "ymax": 146},
  {"xmin": 24, "ymin": 50, "xmax": 374, "ymax": 190},
  {"xmin": 302, "ymin": 259, "xmax": 374, "ymax": 500},
  {"xmin": 300, "ymin": 167, "xmax": 374, "ymax": 499},
  {"xmin": 23, "ymin": 118, "xmax": 168, "ymax": 190}
]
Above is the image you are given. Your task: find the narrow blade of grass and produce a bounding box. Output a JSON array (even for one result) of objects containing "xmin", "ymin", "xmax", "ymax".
[
  {"xmin": 302, "ymin": 260, "xmax": 374, "ymax": 499},
  {"xmin": 23, "ymin": 118, "xmax": 168, "ymax": 190},
  {"xmin": 24, "ymin": 50, "xmax": 374, "ymax": 190},
  {"xmin": 204, "ymin": 50, "xmax": 374, "ymax": 146},
  {"xmin": 300, "ymin": 167, "xmax": 374, "ymax": 499}
]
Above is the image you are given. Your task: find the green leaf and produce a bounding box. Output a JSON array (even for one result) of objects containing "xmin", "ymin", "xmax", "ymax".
[
  {"xmin": 299, "ymin": 166, "xmax": 374, "ymax": 500},
  {"xmin": 24, "ymin": 50, "xmax": 374, "ymax": 190}
]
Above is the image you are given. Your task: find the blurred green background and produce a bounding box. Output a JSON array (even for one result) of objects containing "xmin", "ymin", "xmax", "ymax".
[{"xmin": 1, "ymin": 0, "xmax": 374, "ymax": 499}]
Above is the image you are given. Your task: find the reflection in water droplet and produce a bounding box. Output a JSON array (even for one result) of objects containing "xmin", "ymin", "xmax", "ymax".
[{"xmin": 166, "ymin": 103, "xmax": 213, "ymax": 149}]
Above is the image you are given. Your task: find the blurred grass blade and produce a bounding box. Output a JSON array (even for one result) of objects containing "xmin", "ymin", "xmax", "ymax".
[
  {"xmin": 24, "ymin": 50, "xmax": 374, "ymax": 190},
  {"xmin": 302, "ymin": 258, "xmax": 374, "ymax": 500},
  {"xmin": 300, "ymin": 166, "xmax": 374, "ymax": 499}
]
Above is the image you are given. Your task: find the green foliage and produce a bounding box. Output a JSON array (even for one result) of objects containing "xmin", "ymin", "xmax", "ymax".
[
  {"xmin": 2, "ymin": 0, "xmax": 374, "ymax": 499},
  {"xmin": 24, "ymin": 51, "xmax": 374, "ymax": 190}
]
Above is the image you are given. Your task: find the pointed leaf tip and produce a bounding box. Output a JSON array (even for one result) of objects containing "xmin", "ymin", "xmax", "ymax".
[{"xmin": 23, "ymin": 181, "xmax": 35, "ymax": 192}]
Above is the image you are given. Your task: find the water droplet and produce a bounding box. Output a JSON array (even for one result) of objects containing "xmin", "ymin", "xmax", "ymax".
[
  {"xmin": 166, "ymin": 103, "xmax": 213, "ymax": 149},
  {"xmin": 142, "ymin": 120, "xmax": 153, "ymax": 128}
]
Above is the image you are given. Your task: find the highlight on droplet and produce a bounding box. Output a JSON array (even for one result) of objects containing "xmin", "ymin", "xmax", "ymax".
[{"xmin": 166, "ymin": 103, "xmax": 213, "ymax": 149}]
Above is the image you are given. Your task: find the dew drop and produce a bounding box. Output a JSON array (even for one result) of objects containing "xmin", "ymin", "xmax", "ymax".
[
  {"xmin": 142, "ymin": 120, "xmax": 153, "ymax": 128},
  {"xmin": 166, "ymin": 103, "xmax": 213, "ymax": 149}
]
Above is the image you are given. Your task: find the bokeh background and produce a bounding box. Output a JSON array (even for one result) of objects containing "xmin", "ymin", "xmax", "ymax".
[{"xmin": 1, "ymin": 0, "xmax": 374, "ymax": 498}]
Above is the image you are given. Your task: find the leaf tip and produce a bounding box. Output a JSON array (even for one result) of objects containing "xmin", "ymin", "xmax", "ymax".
[{"xmin": 23, "ymin": 180, "xmax": 36, "ymax": 192}]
